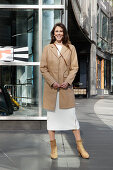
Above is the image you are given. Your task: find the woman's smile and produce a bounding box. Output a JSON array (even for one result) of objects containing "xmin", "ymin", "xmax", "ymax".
[{"xmin": 54, "ymin": 26, "xmax": 63, "ymax": 43}]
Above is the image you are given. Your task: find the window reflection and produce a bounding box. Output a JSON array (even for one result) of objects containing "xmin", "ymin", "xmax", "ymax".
[
  {"xmin": 102, "ymin": 12, "xmax": 108, "ymax": 40},
  {"xmin": 42, "ymin": 10, "xmax": 61, "ymax": 47},
  {"xmin": 0, "ymin": 0, "xmax": 38, "ymax": 4},
  {"xmin": 97, "ymin": 10, "xmax": 109, "ymax": 52},
  {"xmin": 0, "ymin": 9, "xmax": 39, "ymax": 62},
  {"xmin": 43, "ymin": 0, "xmax": 62, "ymax": 5},
  {"xmin": 42, "ymin": 9, "xmax": 62, "ymax": 115},
  {"xmin": 0, "ymin": 65, "xmax": 39, "ymax": 117}
]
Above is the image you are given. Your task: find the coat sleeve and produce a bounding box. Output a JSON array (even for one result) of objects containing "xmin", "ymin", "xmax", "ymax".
[
  {"xmin": 40, "ymin": 46, "xmax": 56, "ymax": 86},
  {"xmin": 64, "ymin": 46, "xmax": 79, "ymax": 85}
]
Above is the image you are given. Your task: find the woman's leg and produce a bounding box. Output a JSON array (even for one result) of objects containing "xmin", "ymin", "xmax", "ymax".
[
  {"xmin": 72, "ymin": 129, "xmax": 81, "ymax": 141},
  {"xmin": 72, "ymin": 129, "xmax": 89, "ymax": 159},
  {"xmin": 48, "ymin": 130, "xmax": 58, "ymax": 159},
  {"xmin": 48, "ymin": 130, "xmax": 55, "ymax": 141}
]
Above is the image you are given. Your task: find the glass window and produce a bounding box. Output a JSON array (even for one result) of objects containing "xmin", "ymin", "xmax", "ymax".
[
  {"xmin": 0, "ymin": 0, "xmax": 38, "ymax": 4},
  {"xmin": 100, "ymin": 11, "xmax": 108, "ymax": 40},
  {"xmin": 0, "ymin": 65, "xmax": 40, "ymax": 117},
  {"xmin": 97, "ymin": 36, "xmax": 101, "ymax": 48},
  {"xmin": 42, "ymin": 9, "xmax": 62, "ymax": 47},
  {"xmin": 101, "ymin": 39, "xmax": 108, "ymax": 51},
  {"xmin": 0, "ymin": 9, "xmax": 39, "ymax": 62},
  {"xmin": 42, "ymin": 9, "xmax": 62, "ymax": 115},
  {"xmin": 43, "ymin": 0, "xmax": 62, "ymax": 5},
  {"xmin": 102, "ymin": 13, "xmax": 108, "ymax": 40}
]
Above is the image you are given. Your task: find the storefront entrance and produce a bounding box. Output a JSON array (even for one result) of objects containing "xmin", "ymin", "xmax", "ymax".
[{"xmin": 96, "ymin": 56, "xmax": 111, "ymax": 95}]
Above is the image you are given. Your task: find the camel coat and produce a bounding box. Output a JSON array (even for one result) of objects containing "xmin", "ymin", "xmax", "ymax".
[{"xmin": 40, "ymin": 43, "xmax": 79, "ymax": 111}]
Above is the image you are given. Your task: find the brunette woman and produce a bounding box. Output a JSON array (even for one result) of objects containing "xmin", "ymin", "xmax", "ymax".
[{"xmin": 40, "ymin": 23, "xmax": 89, "ymax": 159}]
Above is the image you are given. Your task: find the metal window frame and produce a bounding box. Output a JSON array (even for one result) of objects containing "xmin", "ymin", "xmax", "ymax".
[
  {"xmin": 0, "ymin": 5, "xmax": 64, "ymax": 9},
  {"xmin": 0, "ymin": 1, "xmax": 66, "ymax": 120}
]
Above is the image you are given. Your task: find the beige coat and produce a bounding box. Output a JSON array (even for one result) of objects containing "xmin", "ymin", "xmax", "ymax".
[{"xmin": 40, "ymin": 43, "xmax": 79, "ymax": 111}]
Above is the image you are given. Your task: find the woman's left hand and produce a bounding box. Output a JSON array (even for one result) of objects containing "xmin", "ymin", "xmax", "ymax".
[{"xmin": 60, "ymin": 82, "xmax": 69, "ymax": 89}]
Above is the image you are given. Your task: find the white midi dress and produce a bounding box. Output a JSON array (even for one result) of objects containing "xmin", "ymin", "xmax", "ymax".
[{"xmin": 47, "ymin": 44, "xmax": 80, "ymax": 131}]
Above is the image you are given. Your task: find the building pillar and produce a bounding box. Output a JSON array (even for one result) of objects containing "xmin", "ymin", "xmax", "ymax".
[{"xmin": 90, "ymin": 43, "xmax": 97, "ymax": 96}]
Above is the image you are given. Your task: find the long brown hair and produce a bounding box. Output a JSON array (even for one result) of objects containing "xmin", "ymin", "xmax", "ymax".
[{"xmin": 50, "ymin": 23, "xmax": 71, "ymax": 49}]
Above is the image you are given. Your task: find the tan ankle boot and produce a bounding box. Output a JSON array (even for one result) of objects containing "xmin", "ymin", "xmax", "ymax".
[
  {"xmin": 76, "ymin": 140, "xmax": 89, "ymax": 159},
  {"xmin": 50, "ymin": 139, "xmax": 58, "ymax": 159}
]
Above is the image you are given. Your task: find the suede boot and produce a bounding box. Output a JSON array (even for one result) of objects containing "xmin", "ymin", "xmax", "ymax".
[
  {"xmin": 50, "ymin": 139, "xmax": 58, "ymax": 159},
  {"xmin": 76, "ymin": 140, "xmax": 89, "ymax": 159}
]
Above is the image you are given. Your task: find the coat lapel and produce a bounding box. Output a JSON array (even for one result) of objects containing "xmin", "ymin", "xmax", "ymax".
[
  {"xmin": 50, "ymin": 44, "xmax": 69, "ymax": 59},
  {"xmin": 49, "ymin": 44, "xmax": 59, "ymax": 58},
  {"xmin": 60, "ymin": 44, "xmax": 68, "ymax": 56}
]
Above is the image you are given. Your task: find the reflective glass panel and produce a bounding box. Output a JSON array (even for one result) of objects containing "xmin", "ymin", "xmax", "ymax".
[
  {"xmin": 0, "ymin": 9, "xmax": 39, "ymax": 62},
  {"xmin": 101, "ymin": 39, "xmax": 108, "ymax": 51},
  {"xmin": 42, "ymin": 9, "xmax": 62, "ymax": 115},
  {"xmin": 102, "ymin": 13, "xmax": 108, "ymax": 40},
  {"xmin": 0, "ymin": 0, "xmax": 38, "ymax": 4},
  {"xmin": 97, "ymin": 36, "xmax": 101, "ymax": 48},
  {"xmin": 42, "ymin": 10, "xmax": 62, "ymax": 47},
  {"xmin": 0, "ymin": 65, "xmax": 40, "ymax": 117},
  {"xmin": 43, "ymin": 0, "xmax": 62, "ymax": 5}
]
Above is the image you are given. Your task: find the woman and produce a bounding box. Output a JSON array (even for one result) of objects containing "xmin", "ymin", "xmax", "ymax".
[{"xmin": 40, "ymin": 23, "xmax": 89, "ymax": 159}]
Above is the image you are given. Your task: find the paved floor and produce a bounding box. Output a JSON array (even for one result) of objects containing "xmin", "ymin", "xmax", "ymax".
[{"xmin": 0, "ymin": 97, "xmax": 113, "ymax": 170}]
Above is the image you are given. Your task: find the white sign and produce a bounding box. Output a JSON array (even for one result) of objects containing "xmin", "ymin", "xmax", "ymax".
[{"xmin": 0, "ymin": 47, "xmax": 13, "ymax": 61}]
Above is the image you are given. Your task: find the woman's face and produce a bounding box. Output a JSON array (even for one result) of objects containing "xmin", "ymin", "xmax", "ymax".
[{"xmin": 54, "ymin": 26, "xmax": 64, "ymax": 43}]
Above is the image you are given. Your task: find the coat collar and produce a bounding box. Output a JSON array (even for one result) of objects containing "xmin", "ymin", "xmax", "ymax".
[{"xmin": 49, "ymin": 43, "xmax": 69, "ymax": 58}]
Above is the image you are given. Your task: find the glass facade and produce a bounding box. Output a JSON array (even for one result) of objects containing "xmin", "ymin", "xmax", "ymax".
[
  {"xmin": 0, "ymin": 0, "xmax": 39, "ymax": 4},
  {"xmin": 43, "ymin": 0, "xmax": 62, "ymax": 5},
  {"xmin": 0, "ymin": 65, "xmax": 39, "ymax": 117},
  {"xmin": 0, "ymin": 1, "xmax": 65, "ymax": 119},
  {"xmin": 97, "ymin": 2, "xmax": 111, "ymax": 94},
  {"xmin": 0, "ymin": 9, "xmax": 39, "ymax": 62},
  {"xmin": 42, "ymin": 10, "xmax": 61, "ymax": 47},
  {"xmin": 42, "ymin": 9, "xmax": 61, "ymax": 115},
  {"xmin": 97, "ymin": 7, "xmax": 109, "ymax": 51},
  {"xmin": 101, "ymin": 12, "xmax": 108, "ymax": 40}
]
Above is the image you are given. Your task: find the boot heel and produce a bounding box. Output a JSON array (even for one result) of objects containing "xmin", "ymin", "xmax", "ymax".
[
  {"xmin": 76, "ymin": 140, "xmax": 89, "ymax": 159},
  {"xmin": 78, "ymin": 152, "xmax": 81, "ymax": 157}
]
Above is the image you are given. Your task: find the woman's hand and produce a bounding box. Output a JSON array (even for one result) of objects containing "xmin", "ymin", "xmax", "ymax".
[
  {"xmin": 60, "ymin": 82, "xmax": 69, "ymax": 89},
  {"xmin": 52, "ymin": 82, "xmax": 60, "ymax": 89}
]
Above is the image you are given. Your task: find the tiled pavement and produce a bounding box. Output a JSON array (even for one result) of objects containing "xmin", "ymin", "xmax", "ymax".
[{"xmin": 0, "ymin": 97, "xmax": 113, "ymax": 170}]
